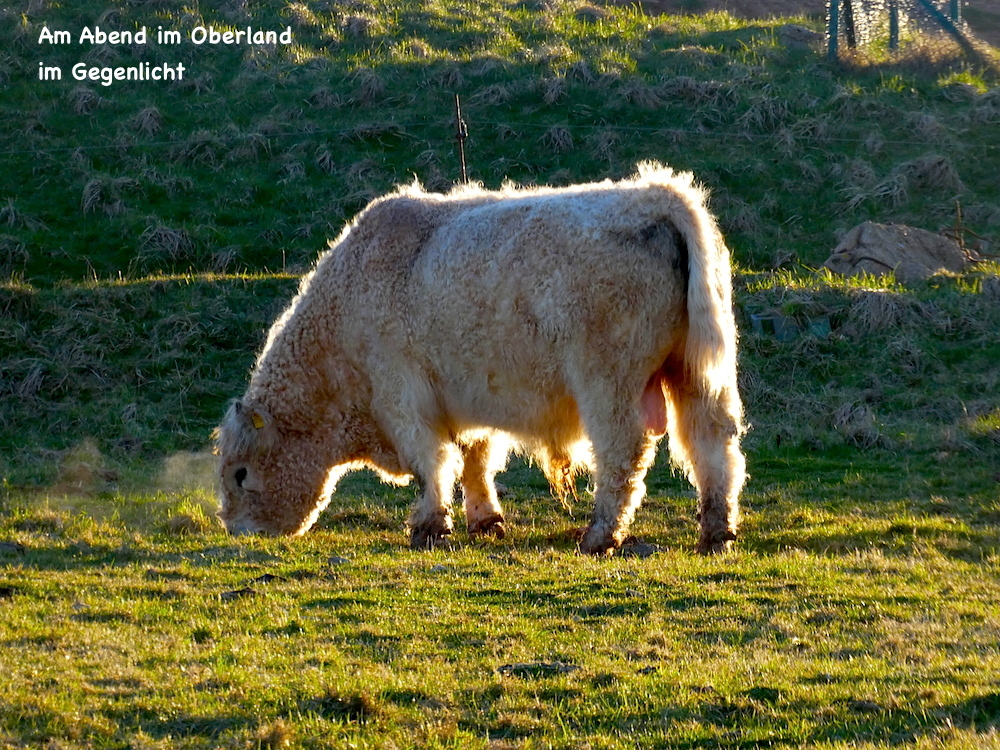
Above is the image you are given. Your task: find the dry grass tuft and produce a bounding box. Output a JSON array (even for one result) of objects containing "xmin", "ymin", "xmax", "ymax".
[
  {"xmin": 907, "ymin": 111, "xmax": 947, "ymax": 140},
  {"xmin": 131, "ymin": 106, "xmax": 163, "ymax": 137},
  {"xmin": 566, "ymin": 60, "xmax": 596, "ymax": 85},
  {"xmin": 347, "ymin": 158, "xmax": 378, "ymax": 180},
  {"xmin": 139, "ymin": 223, "xmax": 195, "ymax": 264},
  {"xmin": 738, "ymin": 94, "xmax": 791, "ymax": 133},
  {"xmin": 344, "ymin": 122, "xmax": 404, "ymax": 142},
  {"xmin": 278, "ymin": 160, "xmax": 306, "ymax": 184},
  {"xmin": 255, "ymin": 719, "xmax": 293, "ymax": 749},
  {"xmin": 229, "ymin": 131, "xmax": 271, "ymax": 161},
  {"xmin": 719, "ymin": 196, "xmax": 761, "ymax": 234},
  {"xmin": 344, "ymin": 15, "xmax": 380, "ymax": 39},
  {"xmin": 982, "ymin": 275, "xmax": 1000, "ymax": 302},
  {"xmin": 81, "ymin": 176, "xmax": 139, "ymax": 215},
  {"xmin": 897, "ymin": 153, "xmax": 965, "ymax": 195},
  {"xmin": 474, "ymin": 83, "xmax": 513, "ymax": 106},
  {"xmin": 541, "ymin": 125, "xmax": 573, "ymax": 153},
  {"xmin": 308, "ymin": 86, "xmax": 342, "ymax": 108},
  {"xmin": 176, "ymin": 73, "xmax": 214, "ymax": 95},
  {"xmin": 530, "ymin": 42, "xmax": 575, "ymax": 70},
  {"xmin": 844, "ymin": 289, "xmax": 928, "ymax": 336},
  {"xmin": 868, "ymin": 172, "xmax": 909, "ymax": 208},
  {"xmin": 0, "ymin": 234, "xmax": 29, "ymax": 276},
  {"xmin": 539, "ymin": 76, "xmax": 567, "ymax": 105},
  {"xmin": 176, "ymin": 130, "xmax": 223, "ymax": 166},
  {"xmin": 574, "ymin": 4, "xmax": 609, "ymax": 24},
  {"xmin": 660, "ymin": 76, "xmax": 726, "ymax": 105},
  {"xmin": 350, "ymin": 68, "xmax": 385, "ymax": 104},
  {"xmin": 0, "ymin": 198, "xmax": 44, "ymax": 230},
  {"xmin": 163, "ymin": 512, "xmax": 214, "ymax": 536},
  {"xmin": 314, "ymin": 146, "xmax": 337, "ymax": 174},
  {"xmin": 586, "ymin": 129, "xmax": 619, "ymax": 164},
  {"xmin": 284, "ymin": 2, "xmax": 319, "ymax": 28},
  {"xmin": 210, "ymin": 247, "xmax": 240, "ymax": 273},
  {"xmin": 833, "ymin": 402, "xmax": 882, "ymax": 449},
  {"xmin": 305, "ymin": 690, "xmax": 382, "ymax": 723},
  {"xmin": 402, "ymin": 38, "xmax": 431, "ymax": 59},
  {"xmin": 857, "ymin": 128, "xmax": 882, "ymax": 154},
  {"xmin": 70, "ymin": 86, "xmax": 100, "ymax": 115},
  {"xmin": 615, "ymin": 77, "xmax": 663, "ymax": 108}
]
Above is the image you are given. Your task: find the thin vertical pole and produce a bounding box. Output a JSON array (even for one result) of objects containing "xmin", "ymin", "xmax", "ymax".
[
  {"xmin": 889, "ymin": 0, "xmax": 899, "ymax": 49},
  {"xmin": 949, "ymin": 0, "xmax": 961, "ymax": 24},
  {"xmin": 454, "ymin": 94, "xmax": 468, "ymax": 185},
  {"xmin": 843, "ymin": 0, "xmax": 857, "ymax": 48},
  {"xmin": 828, "ymin": 0, "xmax": 839, "ymax": 59}
]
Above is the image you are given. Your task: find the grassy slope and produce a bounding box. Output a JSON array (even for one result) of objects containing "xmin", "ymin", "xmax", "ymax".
[{"xmin": 1, "ymin": 0, "xmax": 1000, "ymax": 747}]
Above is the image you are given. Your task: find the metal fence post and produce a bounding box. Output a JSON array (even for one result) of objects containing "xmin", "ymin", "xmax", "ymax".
[
  {"xmin": 828, "ymin": 0, "xmax": 839, "ymax": 58},
  {"xmin": 889, "ymin": 0, "xmax": 899, "ymax": 49}
]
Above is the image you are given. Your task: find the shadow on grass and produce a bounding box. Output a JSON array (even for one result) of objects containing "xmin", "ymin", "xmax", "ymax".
[{"xmin": 0, "ymin": 539, "xmax": 279, "ymax": 573}]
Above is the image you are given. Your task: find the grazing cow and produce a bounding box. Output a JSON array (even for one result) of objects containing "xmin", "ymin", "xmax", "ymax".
[{"xmin": 216, "ymin": 163, "xmax": 746, "ymax": 554}]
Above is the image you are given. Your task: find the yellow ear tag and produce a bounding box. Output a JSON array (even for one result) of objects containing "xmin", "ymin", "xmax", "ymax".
[{"xmin": 251, "ymin": 412, "xmax": 265, "ymax": 430}]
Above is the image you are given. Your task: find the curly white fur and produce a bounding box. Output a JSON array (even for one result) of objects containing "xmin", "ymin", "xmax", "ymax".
[{"xmin": 216, "ymin": 163, "xmax": 745, "ymax": 554}]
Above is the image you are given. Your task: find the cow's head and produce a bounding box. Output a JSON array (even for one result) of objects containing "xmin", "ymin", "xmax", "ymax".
[{"xmin": 215, "ymin": 399, "xmax": 334, "ymax": 536}]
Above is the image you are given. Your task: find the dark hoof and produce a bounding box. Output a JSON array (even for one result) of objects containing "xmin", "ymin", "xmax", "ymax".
[
  {"xmin": 409, "ymin": 524, "xmax": 453, "ymax": 550},
  {"xmin": 696, "ymin": 529, "xmax": 737, "ymax": 555},
  {"xmin": 469, "ymin": 513, "xmax": 506, "ymax": 539},
  {"xmin": 579, "ymin": 525, "xmax": 618, "ymax": 556}
]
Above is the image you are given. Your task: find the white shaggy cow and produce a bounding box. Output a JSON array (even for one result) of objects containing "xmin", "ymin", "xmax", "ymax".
[{"xmin": 216, "ymin": 163, "xmax": 746, "ymax": 554}]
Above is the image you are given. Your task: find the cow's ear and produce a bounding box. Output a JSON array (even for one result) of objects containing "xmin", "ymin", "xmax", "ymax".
[
  {"xmin": 233, "ymin": 400, "xmax": 271, "ymax": 434},
  {"xmin": 244, "ymin": 404, "xmax": 270, "ymax": 432}
]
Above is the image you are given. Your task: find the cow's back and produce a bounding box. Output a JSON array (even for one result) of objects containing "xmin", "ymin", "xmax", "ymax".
[{"xmin": 343, "ymin": 184, "xmax": 690, "ymax": 440}]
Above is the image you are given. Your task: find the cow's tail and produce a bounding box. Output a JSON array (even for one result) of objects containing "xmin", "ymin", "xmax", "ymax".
[{"xmin": 637, "ymin": 163, "xmax": 743, "ymax": 429}]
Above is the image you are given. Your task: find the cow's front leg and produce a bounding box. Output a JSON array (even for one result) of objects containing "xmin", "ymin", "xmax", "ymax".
[
  {"xmin": 407, "ymin": 441, "xmax": 462, "ymax": 549},
  {"xmin": 460, "ymin": 436, "xmax": 510, "ymax": 539}
]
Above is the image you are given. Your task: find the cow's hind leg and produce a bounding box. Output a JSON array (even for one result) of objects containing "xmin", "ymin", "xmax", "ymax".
[
  {"xmin": 578, "ymin": 392, "xmax": 659, "ymax": 555},
  {"xmin": 460, "ymin": 436, "xmax": 509, "ymax": 539},
  {"xmin": 664, "ymin": 372, "xmax": 745, "ymax": 554}
]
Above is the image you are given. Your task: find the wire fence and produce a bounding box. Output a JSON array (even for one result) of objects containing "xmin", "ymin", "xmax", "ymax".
[{"xmin": 827, "ymin": 0, "xmax": 992, "ymax": 63}]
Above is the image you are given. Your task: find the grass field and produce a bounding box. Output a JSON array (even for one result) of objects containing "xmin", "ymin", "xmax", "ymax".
[{"xmin": 2, "ymin": 0, "xmax": 1000, "ymax": 746}]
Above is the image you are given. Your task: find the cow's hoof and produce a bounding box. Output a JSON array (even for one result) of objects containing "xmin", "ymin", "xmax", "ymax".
[
  {"xmin": 696, "ymin": 529, "xmax": 737, "ymax": 555},
  {"xmin": 409, "ymin": 524, "xmax": 453, "ymax": 550},
  {"xmin": 468, "ymin": 513, "xmax": 506, "ymax": 540},
  {"xmin": 579, "ymin": 525, "xmax": 618, "ymax": 556}
]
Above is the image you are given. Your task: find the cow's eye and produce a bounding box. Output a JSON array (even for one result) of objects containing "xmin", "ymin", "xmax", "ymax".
[{"xmin": 234, "ymin": 467, "xmax": 248, "ymax": 487}]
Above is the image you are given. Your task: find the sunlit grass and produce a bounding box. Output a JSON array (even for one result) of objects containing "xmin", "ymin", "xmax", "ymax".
[
  {"xmin": 1, "ymin": 0, "xmax": 999, "ymax": 745},
  {"xmin": 1, "ymin": 476, "xmax": 999, "ymax": 748}
]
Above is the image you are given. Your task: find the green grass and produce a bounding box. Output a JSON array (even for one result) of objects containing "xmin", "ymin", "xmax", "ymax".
[
  {"xmin": 2, "ymin": 0, "xmax": 998, "ymax": 285},
  {"xmin": 1, "ymin": 463, "xmax": 999, "ymax": 749},
  {"xmin": 2, "ymin": 0, "xmax": 1000, "ymax": 746}
]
